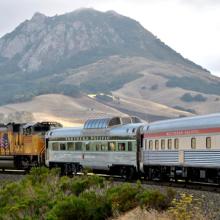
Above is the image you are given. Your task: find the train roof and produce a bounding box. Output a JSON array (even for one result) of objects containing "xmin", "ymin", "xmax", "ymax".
[
  {"xmin": 84, "ymin": 116, "xmax": 142, "ymax": 129},
  {"xmin": 23, "ymin": 121, "xmax": 62, "ymax": 129},
  {"xmin": 143, "ymin": 113, "xmax": 220, "ymax": 133},
  {"xmin": 46, "ymin": 116, "xmax": 144, "ymax": 139},
  {"xmin": 109, "ymin": 123, "xmax": 144, "ymax": 136},
  {"xmin": 46, "ymin": 127, "xmax": 83, "ymax": 138},
  {"xmin": 47, "ymin": 123, "xmax": 144, "ymax": 138}
]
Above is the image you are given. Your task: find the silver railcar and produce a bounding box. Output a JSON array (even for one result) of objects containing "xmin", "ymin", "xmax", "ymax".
[
  {"xmin": 142, "ymin": 113, "xmax": 220, "ymax": 183},
  {"xmin": 46, "ymin": 116, "xmax": 143, "ymax": 178}
]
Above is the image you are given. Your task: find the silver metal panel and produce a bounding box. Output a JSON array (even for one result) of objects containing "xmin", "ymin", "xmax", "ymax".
[
  {"xmin": 48, "ymin": 150, "xmax": 136, "ymax": 169},
  {"xmin": 143, "ymin": 113, "xmax": 220, "ymax": 133},
  {"xmin": 46, "ymin": 123, "xmax": 144, "ymax": 139},
  {"xmin": 184, "ymin": 150, "xmax": 220, "ymax": 167},
  {"xmin": 46, "ymin": 127, "xmax": 83, "ymax": 138},
  {"xmin": 143, "ymin": 150, "xmax": 179, "ymax": 165},
  {"xmin": 110, "ymin": 123, "xmax": 144, "ymax": 137}
]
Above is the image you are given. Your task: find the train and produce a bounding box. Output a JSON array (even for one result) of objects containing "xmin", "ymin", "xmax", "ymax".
[
  {"xmin": 45, "ymin": 113, "xmax": 220, "ymax": 184},
  {"xmin": 1, "ymin": 113, "xmax": 220, "ymax": 184},
  {"xmin": 0, "ymin": 122, "xmax": 62, "ymax": 169}
]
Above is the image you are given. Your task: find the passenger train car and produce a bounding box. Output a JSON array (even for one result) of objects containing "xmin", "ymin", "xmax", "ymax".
[
  {"xmin": 46, "ymin": 116, "xmax": 143, "ymax": 178},
  {"xmin": 142, "ymin": 113, "xmax": 220, "ymax": 183},
  {"xmin": 46, "ymin": 113, "xmax": 220, "ymax": 183}
]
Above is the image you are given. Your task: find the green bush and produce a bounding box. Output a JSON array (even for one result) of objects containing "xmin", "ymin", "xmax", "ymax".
[
  {"xmin": 68, "ymin": 175, "xmax": 105, "ymax": 196},
  {"xmin": 80, "ymin": 192, "xmax": 112, "ymax": 220},
  {"xmin": 136, "ymin": 190, "xmax": 167, "ymax": 210},
  {"xmin": 106, "ymin": 183, "xmax": 139, "ymax": 213},
  {"xmin": 0, "ymin": 167, "xmax": 178, "ymax": 219},
  {"xmin": 47, "ymin": 192, "xmax": 112, "ymax": 220},
  {"xmin": 46, "ymin": 196, "xmax": 90, "ymax": 220}
]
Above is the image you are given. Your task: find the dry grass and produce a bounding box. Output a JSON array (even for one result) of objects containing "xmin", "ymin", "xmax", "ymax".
[{"xmin": 112, "ymin": 207, "xmax": 170, "ymax": 220}]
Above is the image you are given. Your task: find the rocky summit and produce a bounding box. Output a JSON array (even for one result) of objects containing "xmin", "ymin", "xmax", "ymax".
[{"xmin": 0, "ymin": 8, "xmax": 220, "ymax": 122}]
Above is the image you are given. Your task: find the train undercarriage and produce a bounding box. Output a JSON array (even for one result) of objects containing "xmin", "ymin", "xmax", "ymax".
[
  {"xmin": 0, "ymin": 155, "xmax": 44, "ymax": 170},
  {"xmin": 143, "ymin": 165, "xmax": 220, "ymax": 184},
  {"xmin": 49, "ymin": 161, "xmax": 138, "ymax": 180}
]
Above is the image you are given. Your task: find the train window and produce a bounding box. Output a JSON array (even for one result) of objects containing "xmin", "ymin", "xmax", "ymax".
[
  {"xmin": 52, "ymin": 142, "xmax": 59, "ymax": 151},
  {"xmin": 174, "ymin": 139, "xmax": 179, "ymax": 149},
  {"xmin": 118, "ymin": 143, "xmax": 126, "ymax": 151},
  {"xmin": 155, "ymin": 140, "xmax": 159, "ymax": 150},
  {"xmin": 60, "ymin": 143, "xmax": 66, "ymax": 151},
  {"xmin": 86, "ymin": 143, "xmax": 90, "ymax": 151},
  {"xmin": 75, "ymin": 142, "xmax": 82, "ymax": 151},
  {"xmin": 128, "ymin": 142, "xmax": 132, "ymax": 151},
  {"xmin": 206, "ymin": 137, "xmax": 211, "ymax": 149},
  {"xmin": 144, "ymin": 140, "xmax": 147, "ymax": 150},
  {"xmin": 108, "ymin": 142, "xmax": 116, "ymax": 151},
  {"xmin": 191, "ymin": 138, "xmax": 196, "ymax": 149},
  {"xmin": 168, "ymin": 139, "xmax": 172, "ymax": 149},
  {"xmin": 101, "ymin": 144, "xmax": 106, "ymax": 151},
  {"xmin": 96, "ymin": 144, "xmax": 101, "ymax": 151},
  {"xmin": 161, "ymin": 139, "xmax": 165, "ymax": 150},
  {"xmin": 67, "ymin": 142, "xmax": 75, "ymax": 151},
  {"xmin": 149, "ymin": 140, "xmax": 153, "ymax": 150}
]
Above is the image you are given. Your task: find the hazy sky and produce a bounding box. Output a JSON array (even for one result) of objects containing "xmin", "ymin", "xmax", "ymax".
[{"xmin": 0, "ymin": 0, "xmax": 220, "ymax": 76}]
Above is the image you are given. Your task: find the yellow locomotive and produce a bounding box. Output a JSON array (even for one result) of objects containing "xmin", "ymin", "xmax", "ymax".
[{"xmin": 0, "ymin": 122, "xmax": 62, "ymax": 170}]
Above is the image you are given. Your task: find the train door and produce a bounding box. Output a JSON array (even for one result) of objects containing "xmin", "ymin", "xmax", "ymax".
[{"xmin": 136, "ymin": 126, "xmax": 144, "ymax": 173}]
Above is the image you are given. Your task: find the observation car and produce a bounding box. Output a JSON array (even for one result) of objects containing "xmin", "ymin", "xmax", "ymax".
[
  {"xmin": 46, "ymin": 116, "xmax": 143, "ymax": 178},
  {"xmin": 142, "ymin": 113, "xmax": 220, "ymax": 183}
]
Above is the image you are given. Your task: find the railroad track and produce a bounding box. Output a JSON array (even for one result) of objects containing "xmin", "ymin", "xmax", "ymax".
[
  {"xmin": 92, "ymin": 173, "xmax": 220, "ymax": 193},
  {"xmin": 140, "ymin": 179, "xmax": 220, "ymax": 193},
  {"xmin": 0, "ymin": 169, "xmax": 26, "ymax": 175},
  {"xmin": 1, "ymin": 169, "xmax": 220, "ymax": 193}
]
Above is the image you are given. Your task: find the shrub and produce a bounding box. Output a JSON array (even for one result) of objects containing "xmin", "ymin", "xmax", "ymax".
[
  {"xmin": 46, "ymin": 196, "xmax": 90, "ymax": 220},
  {"xmin": 180, "ymin": 93, "xmax": 207, "ymax": 102},
  {"xmin": 69, "ymin": 175, "xmax": 105, "ymax": 196},
  {"xmin": 47, "ymin": 193, "xmax": 112, "ymax": 220},
  {"xmin": 106, "ymin": 183, "xmax": 139, "ymax": 213},
  {"xmin": 27, "ymin": 167, "xmax": 60, "ymax": 185},
  {"xmin": 169, "ymin": 193, "xmax": 204, "ymax": 220},
  {"xmin": 80, "ymin": 192, "xmax": 112, "ymax": 220},
  {"xmin": 137, "ymin": 190, "xmax": 168, "ymax": 210},
  {"xmin": 0, "ymin": 168, "xmax": 179, "ymax": 219}
]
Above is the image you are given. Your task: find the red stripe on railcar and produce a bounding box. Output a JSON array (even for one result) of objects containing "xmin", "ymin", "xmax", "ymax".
[{"xmin": 144, "ymin": 127, "xmax": 220, "ymax": 138}]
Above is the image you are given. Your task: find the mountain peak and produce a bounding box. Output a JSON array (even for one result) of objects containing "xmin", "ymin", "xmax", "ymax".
[
  {"xmin": 31, "ymin": 12, "xmax": 46, "ymax": 21},
  {"xmin": 66, "ymin": 8, "xmax": 99, "ymax": 16},
  {"xmin": 106, "ymin": 10, "xmax": 122, "ymax": 17}
]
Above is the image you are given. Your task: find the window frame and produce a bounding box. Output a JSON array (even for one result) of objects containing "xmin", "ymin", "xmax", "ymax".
[
  {"xmin": 149, "ymin": 140, "xmax": 153, "ymax": 150},
  {"xmin": 108, "ymin": 142, "xmax": 116, "ymax": 151},
  {"xmin": 155, "ymin": 140, "xmax": 159, "ymax": 150},
  {"xmin": 174, "ymin": 138, "xmax": 179, "ymax": 149},
  {"xmin": 59, "ymin": 143, "xmax": 66, "ymax": 151},
  {"xmin": 52, "ymin": 142, "xmax": 59, "ymax": 151},
  {"xmin": 118, "ymin": 142, "xmax": 126, "ymax": 151},
  {"xmin": 161, "ymin": 139, "xmax": 165, "ymax": 150},
  {"xmin": 168, "ymin": 139, "xmax": 172, "ymax": 150},
  {"xmin": 67, "ymin": 142, "xmax": 75, "ymax": 151},
  {"xmin": 191, "ymin": 138, "xmax": 196, "ymax": 149},
  {"xmin": 75, "ymin": 142, "xmax": 82, "ymax": 151},
  {"xmin": 206, "ymin": 137, "xmax": 211, "ymax": 149}
]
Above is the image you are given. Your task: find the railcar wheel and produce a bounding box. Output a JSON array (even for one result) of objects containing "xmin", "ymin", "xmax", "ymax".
[
  {"xmin": 126, "ymin": 167, "xmax": 136, "ymax": 180},
  {"xmin": 120, "ymin": 167, "xmax": 127, "ymax": 180},
  {"xmin": 120, "ymin": 167, "xmax": 136, "ymax": 180}
]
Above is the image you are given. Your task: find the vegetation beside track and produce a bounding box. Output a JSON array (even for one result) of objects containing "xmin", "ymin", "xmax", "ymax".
[{"xmin": 0, "ymin": 167, "xmax": 209, "ymax": 219}]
